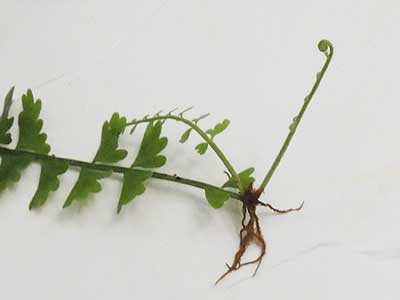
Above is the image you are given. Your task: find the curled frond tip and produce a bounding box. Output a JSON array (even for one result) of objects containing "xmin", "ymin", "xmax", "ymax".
[{"xmin": 317, "ymin": 39, "xmax": 333, "ymax": 53}]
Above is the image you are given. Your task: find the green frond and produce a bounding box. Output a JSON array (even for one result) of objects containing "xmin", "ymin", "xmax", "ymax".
[
  {"xmin": 0, "ymin": 154, "xmax": 30, "ymax": 192},
  {"xmin": 17, "ymin": 89, "xmax": 50, "ymax": 154},
  {"xmin": 0, "ymin": 89, "xmax": 52, "ymax": 193},
  {"xmin": 195, "ymin": 142, "xmax": 208, "ymax": 155},
  {"xmin": 64, "ymin": 113, "xmax": 128, "ymax": 207},
  {"xmin": 179, "ymin": 128, "xmax": 192, "ymax": 143},
  {"xmin": 94, "ymin": 113, "xmax": 128, "ymax": 163},
  {"xmin": 206, "ymin": 119, "xmax": 230, "ymax": 139},
  {"xmin": 29, "ymin": 158, "xmax": 69, "ymax": 209},
  {"xmin": 117, "ymin": 169, "xmax": 153, "ymax": 213},
  {"xmin": 132, "ymin": 121, "xmax": 168, "ymax": 168},
  {"xmin": 193, "ymin": 119, "xmax": 229, "ymax": 156},
  {"xmin": 118, "ymin": 120, "xmax": 168, "ymax": 213},
  {"xmin": 0, "ymin": 87, "xmax": 15, "ymax": 145},
  {"xmin": 63, "ymin": 168, "xmax": 112, "ymax": 208},
  {"xmin": 205, "ymin": 186, "xmax": 230, "ymax": 209},
  {"xmin": 179, "ymin": 113, "xmax": 209, "ymax": 144}
]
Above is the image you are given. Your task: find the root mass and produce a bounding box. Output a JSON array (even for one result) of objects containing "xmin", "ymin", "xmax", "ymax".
[{"xmin": 215, "ymin": 186, "xmax": 303, "ymax": 284}]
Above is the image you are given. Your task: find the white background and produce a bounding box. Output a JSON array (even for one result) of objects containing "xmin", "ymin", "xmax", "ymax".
[{"xmin": 0, "ymin": 1, "xmax": 399, "ymax": 299}]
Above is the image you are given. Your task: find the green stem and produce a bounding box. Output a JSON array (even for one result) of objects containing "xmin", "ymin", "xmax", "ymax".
[
  {"xmin": 0, "ymin": 146, "xmax": 240, "ymax": 200},
  {"xmin": 126, "ymin": 114, "xmax": 243, "ymax": 190},
  {"xmin": 258, "ymin": 40, "xmax": 334, "ymax": 192}
]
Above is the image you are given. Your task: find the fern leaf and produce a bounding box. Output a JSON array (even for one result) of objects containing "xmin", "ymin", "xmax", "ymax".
[
  {"xmin": 94, "ymin": 113, "xmax": 128, "ymax": 163},
  {"xmin": 117, "ymin": 121, "xmax": 168, "ymax": 212},
  {"xmin": 193, "ymin": 119, "xmax": 230, "ymax": 155},
  {"xmin": 15, "ymin": 90, "xmax": 69, "ymax": 208},
  {"xmin": 132, "ymin": 121, "xmax": 168, "ymax": 168},
  {"xmin": 117, "ymin": 169, "xmax": 153, "ymax": 213},
  {"xmin": 63, "ymin": 113, "xmax": 128, "ymax": 207},
  {"xmin": 17, "ymin": 89, "xmax": 50, "ymax": 154},
  {"xmin": 205, "ymin": 186, "xmax": 230, "ymax": 208},
  {"xmin": 0, "ymin": 89, "xmax": 51, "ymax": 192},
  {"xmin": 171, "ymin": 111, "xmax": 210, "ymax": 145},
  {"xmin": 223, "ymin": 167, "xmax": 255, "ymax": 190},
  {"xmin": 29, "ymin": 158, "xmax": 69, "ymax": 209},
  {"xmin": 179, "ymin": 128, "xmax": 192, "ymax": 144},
  {"xmin": 206, "ymin": 119, "xmax": 230, "ymax": 139},
  {"xmin": 63, "ymin": 168, "xmax": 112, "ymax": 208},
  {"xmin": 0, "ymin": 89, "xmax": 69, "ymax": 202},
  {"xmin": 0, "ymin": 87, "xmax": 15, "ymax": 145},
  {"xmin": 195, "ymin": 142, "xmax": 208, "ymax": 155},
  {"xmin": 0, "ymin": 154, "xmax": 31, "ymax": 192}
]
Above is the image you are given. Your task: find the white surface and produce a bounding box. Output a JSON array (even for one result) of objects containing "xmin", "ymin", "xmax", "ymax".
[{"xmin": 0, "ymin": 1, "xmax": 399, "ymax": 299}]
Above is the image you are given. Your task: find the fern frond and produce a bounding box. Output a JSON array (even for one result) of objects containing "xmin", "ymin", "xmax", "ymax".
[
  {"xmin": 132, "ymin": 121, "xmax": 168, "ymax": 168},
  {"xmin": 63, "ymin": 113, "xmax": 128, "ymax": 207},
  {"xmin": 0, "ymin": 89, "xmax": 51, "ymax": 193},
  {"xmin": 118, "ymin": 120, "xmax": 168, "ymax": 213},
  {"xmin": 195, "ymin": 142, "xmax": 208, "ymax": 155},
  {"xmin": 204, "ymin": 186, "xmax": 230, "ymax": 208},
  {"xmin": 17, "ymin": 90, "xmax": 50, "ymax": 154},
  {"xmin": 205, "ymin": 119, "xmax": 230, "ymax": 140},
  {"xmin": 64, "ymin": 168, "xmax": 112, "ymax": 207},
  {"xmin": 0, "ymin": 154, "xmax": 30, "ymax": 191},
  {"xmin": 117, "ymin": 169, "xmax": 153, "ymax": 213},
  {"xmin": 94, "ymin": 113, "xmax": 128, "ymax": 163},
  {"xmin": 0, "ymin": 87, "xmax": 14, "ymax": 145},
  {"xmin": 179, "ymin": 128, "xmax": 192, "ymax": 143},
  {"xmin": 0, "ymin": 89, "xmax": 238, "ymax": 210},
  {"xmin": 30, "ymin": 158, "xmax": 69, "ymax": 209}
]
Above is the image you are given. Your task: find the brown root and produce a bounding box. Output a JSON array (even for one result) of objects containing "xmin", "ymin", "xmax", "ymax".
[{"xmin": 215, "ymin": 187, "xmax": 303, "ymax": 284}]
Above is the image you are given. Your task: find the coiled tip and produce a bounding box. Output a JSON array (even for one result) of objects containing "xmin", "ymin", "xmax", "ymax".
[{"xmin": 318, "ymin": 40, "xmax": 330, "ymax": 52}]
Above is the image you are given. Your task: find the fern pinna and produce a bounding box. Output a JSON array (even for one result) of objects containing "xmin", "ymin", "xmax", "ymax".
[{"xmin": 0, "ymin": 40, "xmax": 333, "ymax": 283}]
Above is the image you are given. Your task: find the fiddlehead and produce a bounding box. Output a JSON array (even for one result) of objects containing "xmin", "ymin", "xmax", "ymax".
[{"xmin": 258, "ymin": 40, "xmax": 334, "ymax": 193}]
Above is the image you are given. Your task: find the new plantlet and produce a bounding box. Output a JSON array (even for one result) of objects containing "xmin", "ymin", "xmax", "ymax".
[{"xmin": 0, "ymin": 40, "xmax": 333, "ymax": 283}]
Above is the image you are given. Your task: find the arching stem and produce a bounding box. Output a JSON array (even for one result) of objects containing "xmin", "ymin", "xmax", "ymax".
[{"xmin": 126, "ymin": 114, "xmax": 243, "ymax": 190}]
